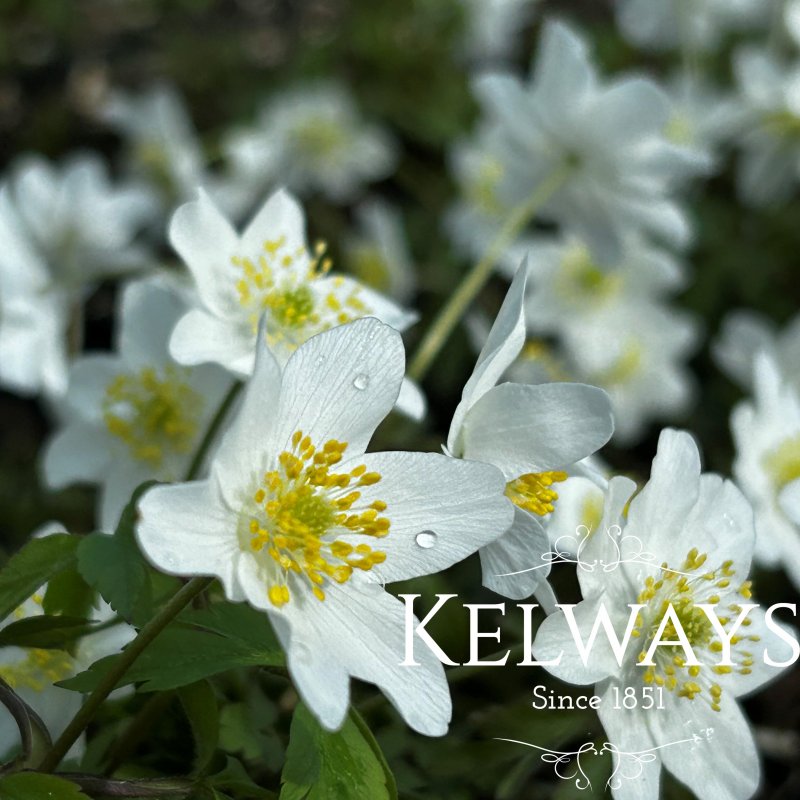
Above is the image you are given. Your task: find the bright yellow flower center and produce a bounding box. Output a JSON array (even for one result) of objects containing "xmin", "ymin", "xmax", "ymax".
[
  {"xmin": 103, "ymin": 365, "xmax": 200, "ymax": 468},
  {"xmin": 633, "ymin": 548, "xmax": 758, "ymax": 712},
  {"xmin": 505, "ymin": 471, "xmax": 567, "ymax": 516},
  {"xmin": 233, "ymin": 238, "xmax": 371, "ymax": 350},
  {"xmin": 244, "ymin": 430, "xmax": 390, "ymax": 608},
  {"xmin": 763, "ymin": 434, "xmax": 800, "ymax": 491}
]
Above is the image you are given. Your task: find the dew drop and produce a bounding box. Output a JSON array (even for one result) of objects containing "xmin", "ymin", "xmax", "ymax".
[
  {"xmin": 415, "ymin": 530, "xmax": 437, "ymax": 549},
  {"xmin": 353, "ymin": 373, "xmax": 369, "ymax": 390}
]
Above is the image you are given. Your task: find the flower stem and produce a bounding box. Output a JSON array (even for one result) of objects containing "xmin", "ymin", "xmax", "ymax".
[
  {"xmin": 407, "ymin": 163, "xmax": 573, "ymax": 383},
  {"xmin": 38, "ymin": 576, "xmax": 213, "ymax": 772},
  {"xmin": 184, "ymin": 381, "xmax": 243, "ymax": 481},
  {"xmin": 349, "ymin": 707, "xmax": 398, "ymax": 800}
]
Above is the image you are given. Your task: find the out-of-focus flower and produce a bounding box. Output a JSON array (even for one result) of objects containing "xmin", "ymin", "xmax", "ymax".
[
  {"xmin": 136, "ymin": 318, "xmax": 513, "ymax": 735},
  {"xmin": 614, "ymin": 0, "xmax": 762, "ymax": 52},
  {"xmin": 472, "ymin": 21, "xmax": 707, "ymax": 261},
  {"xmin": 733, "ymin": 46, "xmax": 800, "ymax": 206},
  {"xmin": 458, "ymin": 0, "xmax": 539, "ymax": 64},
  {"xmin": 534, "ymin": 429, "xmax": 794, "ymax": 800},
  {"xmin": 43, "ymin": 275, "xmax": 232, "ymax": 532},
  {"xmin": 0, "ymin": 154, "xmax": 155, "ymax": 397},
  {"xmin": 1, "ymin": 577, "xmax": 134, "ymax": 761},
  {"xmin": 731, "ymin": 352, "xmax": 800, "ymax": 590},
  {"xmin": 447, "ymin": 264, "xmax": 614, "ymax": 602},
  {"xmin": 344, "ymin": 200, "xmax": 416, "ymax": 304},
  {"xmin": 224, "ymin": 83, "xmax": 397, "ymax": 206},
  {"xmin": 714, "ymin": 309, "xmax": 800, "ymax": 391}
]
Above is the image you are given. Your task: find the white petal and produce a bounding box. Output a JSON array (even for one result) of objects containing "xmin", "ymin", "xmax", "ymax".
[
  {"xmin": 461, "ymin": 382, "xmax": 614, "ymax": 478},
  {"xmin": 480, "ymin": 506, "xmax": 551, "ymax": 599},
  {"xmin": 42, "ymin": 423, "xmax": 111, "ymax": 489},
  {"xmin": 240, "ymin": 187, "xmax": 308, "ymax": 262},
  {"xmin": 170, "ymin": 308, "xmax": 254, "ymax": 375},
  {"xmin": 333, "ymin": 451, "xmax": 511, "ymax": 584},
  {"xmin": 63, "ymin": 354, "xmax": 122, "ymax": 423},
  {"xmin": 270, "ymin": 580, "xmax": 451, "ymax": 735},
  {"xmin": 534, "ymin": 21, "xmax": 594, "ymax": 111},
  {"xmin": 395, "ymin": 377, "xmax": 426, "ymax": 421}
]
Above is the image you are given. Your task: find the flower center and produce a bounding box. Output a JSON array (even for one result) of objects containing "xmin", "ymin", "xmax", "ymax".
[
  {"xmin": 292, "ymin": 118, "xmax": 347, "ymax": 159},
  {"xmin": 466, "ymin": 156, "xmax": 506, "ymax": 216},
  {"xmin": 763, "ymin": 434, "xmax": 800, "ymax": 491},
  {"xmin": 243, "ymin": 430, "xmax": 391, "ymax": 608},
  {"xmin": 593, "ymin": 342, "xmax": 642, "ymax": 387},
  {"xmin": 505, "ymin": 471, "xmax": 567, "ymax": 516},
  {"xmin": 557, "ymin": 243, "xmax": 621, "ymax": 305},
  {"xmin": 0, "ymin": 648, "xmax": 75, "ymax": 692},
  {"xmin": 103, "ymin": 366, "xmax": 201, "ymax": 469},
  {"xmin": 633, "ymin": 548, "xmax": 758, "ymax": 712}
]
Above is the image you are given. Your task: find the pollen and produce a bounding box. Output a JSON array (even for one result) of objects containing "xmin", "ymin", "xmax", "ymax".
[
  {"xmin": 0, "ymin": 647, "xmax": 75, "ymax": 692},
  {"xmin": 243, "ymin": 430, "xmax": 390, "ymax": 608},
  {"xmin": 505, "ymin": 471, "xmax": 567, "ymax": 516},
  {"xmin": 103, "ymin": 365, "xmax": 201, "ymax": 469},
  {"xmin": 763, "ymin": 434, "xmax": 800, "ymax": 491}
]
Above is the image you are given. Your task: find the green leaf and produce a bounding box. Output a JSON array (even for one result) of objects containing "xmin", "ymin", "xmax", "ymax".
[
  {"xmin": 179, "ymin": 680, "xmax": 219, "ymax": 775},
  {"xmin": 43, "ymin": 568, "xmax": 94, "ymax": 618},
  {"xmin": 0, "ymin": 615, "xmax": 98, "ymax": 649},
  {"xmin": 208, "ymin": 756, "xmax": 275, "ymax": 799},
  {"xmin": 0, "ymin": 534, "xmax": 80, "ymax": 621},
  {"xmin": 280, "ymin": 704, "xmax": 393, "ymax": 800},
  {"xmin": 58, "ymin": 602, "xmax": 284, "ymax": 693},
  {"xmin": 0, "ymin": 773, "xmax": 90, "ymax": 799},
  {"xmin": 76, "ymin": 482, "xmax": 158, "ymax": 626}
]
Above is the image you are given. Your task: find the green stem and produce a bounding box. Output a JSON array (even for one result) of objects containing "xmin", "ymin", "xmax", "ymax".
[
  {"xmin": 349, "ymin": 707, "xmax": 398, "ymax": 800},
  {"xmin": 38, "ymin": 577, "xmax": 214, "ymax": 772},
  {"xmin": 184, "ymin": 381, "xmax": 243, "ymax": 481},
  {"xmin": 407, "ymin": 163, "xmax": 573, "ymax": 383}
]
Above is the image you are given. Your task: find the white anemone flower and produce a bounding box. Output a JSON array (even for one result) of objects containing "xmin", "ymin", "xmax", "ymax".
[
  {"xmin": 136, "ymin": 318, "xmax": 513, "ymax": 734},
  {"xmin": 714, "ymin": 309, "xmax": 800, "ymax": 392},
  {"xmin": 731, "ymin": 352, "xmax": 800, "ymax": 590},
  {"xmin": 458, "ymin": 0, "xmax": 539, "ymax": 64},
  {"xmin": 733, "ymin": 46, "xmax": 800, "ymax": 206},
  {"xmin": 534, "ymin": 429, "xmax": 795, "ymax": 800},
  {"xmin": 42, "ymin": 275, "xmax": 232, "ymax": 532},
  {"xmin": 0, "ymin": 154, "xmax": 155, "ymax": 397},
  {"xmin": 167, "ymin": 187, "xmax": 422, "ymax": 418},
  {"xmin": 446, "ymin": 263, "xmax": 614, "ymax": 602},
  {"xmin": 344, "ymin": 200, "xmax": 416, "ymax": 305},
  {"xmin": 614, "ymin": 0, "xmax": 762, "ymax": 52},
  {"xmin": 1, "ymin": 562, "xmax": 134, "ymax": 761},
  {"xmin": 472, "ymin": 21, "xmax": 707, "ymax": 261},
  {"xmin": 224, "ymin": 83, "xmax": 397, "ymax": 206}
]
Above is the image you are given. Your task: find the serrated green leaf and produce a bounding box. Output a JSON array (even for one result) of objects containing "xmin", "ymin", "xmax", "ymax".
[
  {"xmin": 179, "ymin": 680, "xmax": 219, "ymax": 775},
  {"xmin": 280, "ymin": 704, "xmax": 392, "ymax": 800},
  {"xmin": 0, "ymin": 534, "xmax": 80, "ymax": 621},
  {"xmin": 0, "ymin": 614, "xmax": 98, "ymax": 649},
  {"xmin": 0, "ymin": 772, "xmax": 90, "ymax": 799}
]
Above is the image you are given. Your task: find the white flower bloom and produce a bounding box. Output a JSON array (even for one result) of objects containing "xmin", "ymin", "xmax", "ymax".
[
  {"xmin": 0, "ymin": 154, "xmax": 155, "ymax": 396},
  {"xmin": 458, "ymin": 0, "xmax": 539, "ymax": 64},
  {"xmin": 136, "ymin": 318, "xmax": 513, "ymax": 734},
  {"xmin": 731, "ymin": 352, "xmax": 800, "ymax": 589},
  {"xmin": 344, "ymin": 200, "xmax": 416, "ymax": 304},
  {"xmin": 733, "ymin": 45, "xmax": 800, "ymax": 206},
  {"xmin": 224, "ymin": 83, "xmax": 397, "ymax": 205},
  {"xmin": 714, "ymin": 309, "xmax": 800, "ymax": 391},
  {"xmin": 472, "ymin": 21, "xmax": 707, "ymax": 261},
  {"xmin": 534, "ymin": 429, "xmax": 794, "ymax": 800},
  {"xmin": 447, "ymin": 263, "xmax": 614, "ymax": 601},
  {"xmin": 167, "ymin": 187, "xmax": 421, "ymax": 417},
  {"xmin": 614, "ymin": 0, "xmax": 762, "ymax": 52},
  {"xmin": 43, "ymin": 275, "xmax": 232, "ymax": 532},
  {"xmin": 0, "ymin": 583, "xmax": 134, "ymax": 761}
]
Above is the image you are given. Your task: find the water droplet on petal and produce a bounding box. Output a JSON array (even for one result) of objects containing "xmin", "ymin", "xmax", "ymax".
[
  {"xmin": 415, "ymin": 531, "xmax": 437, "ymax": 549},
  {"xmin": 353, "ymin": 373, "xmax": 369, "ymax": 390}
]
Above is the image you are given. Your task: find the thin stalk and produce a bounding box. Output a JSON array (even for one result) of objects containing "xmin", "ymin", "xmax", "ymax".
[
  {"xmin": 38, "ymin": 577, "xmax": 213, "ymax": 771},
  {"xmin": 407, "ymin": 163, "xmax": 573, "ymax": 383}
]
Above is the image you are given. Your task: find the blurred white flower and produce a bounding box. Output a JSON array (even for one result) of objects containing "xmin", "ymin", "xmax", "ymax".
[
  {"xmin": 344, "ymin": 200, "xmax": 416, "ymax": 304},
  {"xmin": 614, "ymin": 0, "xmax": 762, "ymax": 52},
  {"xmin": 472, "ymin": 21, "xmax": 707, "ymax": 261},
  {"xmin": 0, "ymin": 154, "xmax": 155, "ymax": 396},
  {"xmin": 534, "ymin": 429, "xmax": 793, "ymax": 800},
  {"xmin": 447, "ymin": 263, "xmax": 614, "ymax": 602},
  {"xmin": 458, "ymin": 0, "xmax": 539, "ymax": 64},
  {"xmin": 733, "ymin": 46, "xmax": 800, "ymax": 206},
  {"xmin": 136, "ymin": 318, "xmax": 513, "ymax": 735},
  {"xmin": 731, "ymin": 352, "xmax": 800, "ymax": 590},
  {"xmin": 0, "ymin": 585, "xmax": 134, "ymax": 762},
  {"xmin": 224, "ymin": 83, "xmax": 397, "ymax": 206},
  {"xmin": 43, "ymin": 275, "xmax": 232, "ymax": 532},
  {"xmin": 714, "ymin": 309, "xmax": 800, "ymax": 391}
]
